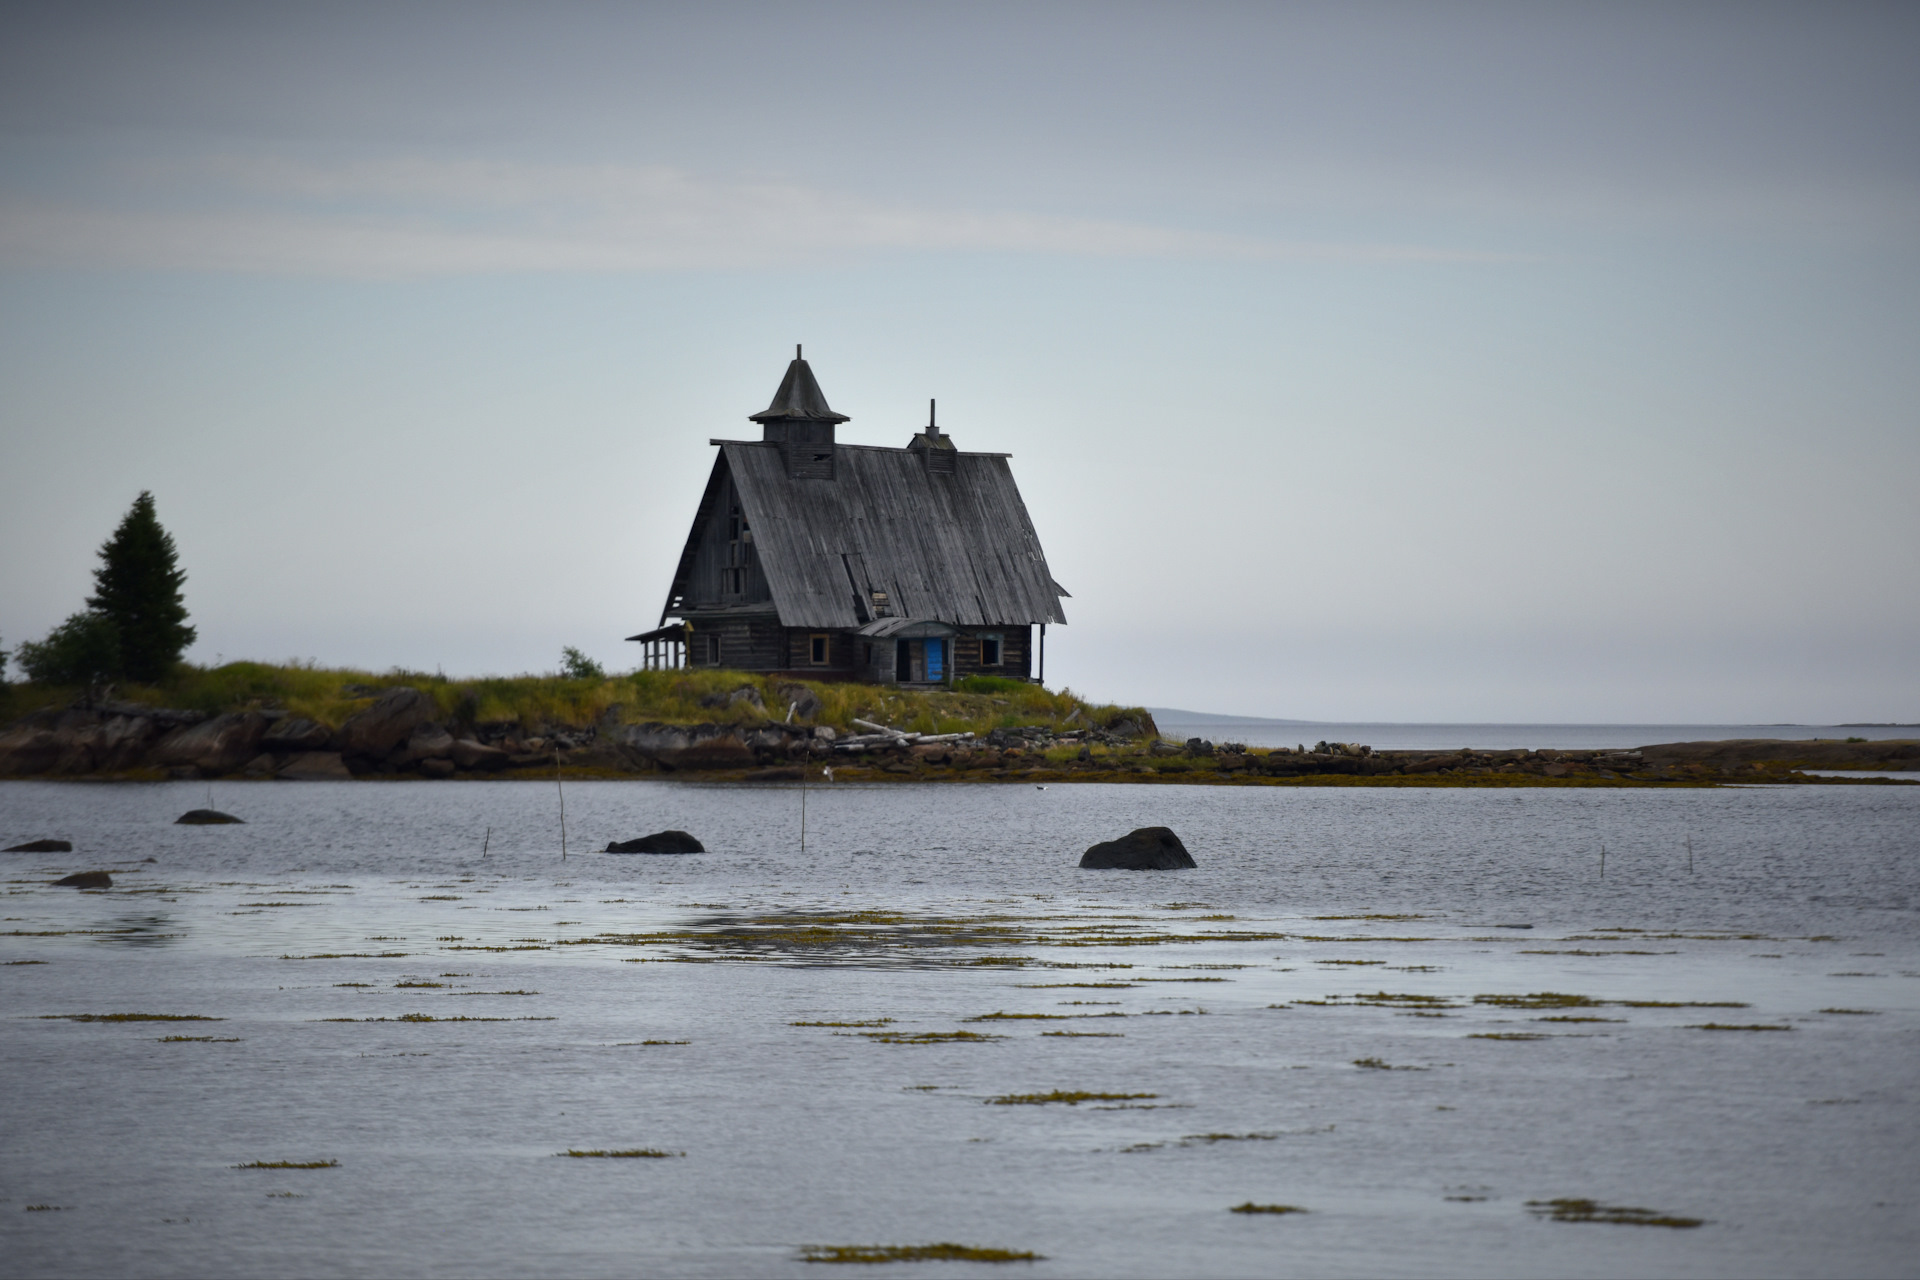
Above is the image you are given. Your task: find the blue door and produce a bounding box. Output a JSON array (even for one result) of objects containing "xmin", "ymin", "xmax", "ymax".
[{"xmin": 925, "ymin": 638, "xmax": 944, "ymax": 681}]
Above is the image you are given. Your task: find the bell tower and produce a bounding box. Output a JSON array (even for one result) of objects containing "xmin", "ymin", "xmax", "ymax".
[{"xmin": 749, "ymin": 345, "xmax": 849, "ymax": 480}]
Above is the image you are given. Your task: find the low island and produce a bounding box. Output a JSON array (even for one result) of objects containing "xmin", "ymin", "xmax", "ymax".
[{"xmin": 0, "ymin": 663, "xmax": 1911, "ymax": 787}]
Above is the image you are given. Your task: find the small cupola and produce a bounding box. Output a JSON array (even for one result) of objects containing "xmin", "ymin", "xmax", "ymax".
[
  {"xmin": 751, "ymin": 345, "xmax": 848, "ymax": 479},
  {"xmin": 906, "ymin": 398, "xmax": 956, "ymax": 475}
]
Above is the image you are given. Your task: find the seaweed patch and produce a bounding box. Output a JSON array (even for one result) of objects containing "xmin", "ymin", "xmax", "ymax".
[
  {"xmin": 797, "ymin": 1243, "xmax": 1041, "ymax": 1264},
  {"xmin": 987, "ymin": 1090, "xmax": 1155, "ymax": 1105},
  {"xmin": 863, "ymin": 1030, "xmax": 1006, "ymax": 1045},
  {"xmin": 42, "ymin": 1013, "xmax": 220, "ymax": 1022},
  {"xmin": 1229, "ymin": 1203, "xmax": 1306, "ymax": 1215},
  {"xmin": 1527, "ymin": 1198, "xmax": 1702, "ymax": 1228},
  {"xmin": 235, "ymin": 1160, "xmax": 338, "ymax": 1169},
  {"xmin": 560, "ymin": 1148, "xmax": 682, "ymax": 1158}
]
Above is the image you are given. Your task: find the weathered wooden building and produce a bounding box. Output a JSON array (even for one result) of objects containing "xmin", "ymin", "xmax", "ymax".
[{"xmin": 629, "ymin": 350, "xmax": 1068, "ymax": 686}]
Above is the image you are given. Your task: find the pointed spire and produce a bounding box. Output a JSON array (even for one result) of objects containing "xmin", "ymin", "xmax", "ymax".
[{"xmin": 749, "ymin": 348, "xmax": 849, "ymax": 424}]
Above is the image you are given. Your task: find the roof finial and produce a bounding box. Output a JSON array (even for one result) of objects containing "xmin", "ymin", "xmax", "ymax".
[
  {"xmin": 796, "ymin": 343, "xmax": 802, "ymax": 360},
  {"xmin": 927, "ymin": 398, "xmax": 937, "ymax": 437}
]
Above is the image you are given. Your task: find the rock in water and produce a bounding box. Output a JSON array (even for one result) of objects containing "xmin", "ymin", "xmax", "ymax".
[
  {"xmin": 1079, "ymin": 826, "xmax": 1195, "ymax": 870},
  {"xmin": 605, "ymin": 830, "xmax": 705, "ymax": 855},
  {"xmin": 175, "ymin": 809, "xmax": 244, "ymax": 825},
  {"xmin": 6, "ymin": 839, "xmax": 72, "ymax": 852},
  {"xmin": 53, "ymin": 870, "xmax": 112, "ymax": 888}
]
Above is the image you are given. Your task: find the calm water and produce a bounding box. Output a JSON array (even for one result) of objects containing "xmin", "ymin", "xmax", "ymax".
[
  {"xmin": 1150, "ymin": 720, "xmax": 1920, "ymax": 751},
  {"xmin": 2, "ymin": 779, "xmax": 1916, "ymax": 1278}
]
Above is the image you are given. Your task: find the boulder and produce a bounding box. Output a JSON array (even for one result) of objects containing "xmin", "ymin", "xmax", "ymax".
[
  {"xmin": 150, "ymin": 712, "xmax": 272, "ymax": 775},
  {"xmin": 0, "ymin": 715, "xmax": 67, "ymax": 776},
  {"xmin": 1184, "ymin": 738, "xmax": 1215, "ymax": 757},
  {"xmin": 1107, "ymin": 717, "xmax": 1145, "ymax": 739},
  {"xmin": 5, "ymin": 839, "xmax": 72, "ymax": 853},
  {"xmin": 611, "ymin": 723, "xmax": 756, "ymax": 771},
  {"xmin": 279, "ymin": 752, "xmax": 351, "ymax": 780},
  {"xmin": 1079, "ymin": 826, "xmax": 1196, "ymax": 870},
  {"xmin": 776, "ymin": 683, "xmax": 824, "ymax": 720},
  {"xmin": 729, "ymin": 686, "xmax": 767, "ymax": 713},
  {"xmin": 449, "ymin": 738, "xmax": 511, "ymax": 770},
  {"xmin": 398, "ymin": 723, "xmax": 455, "ymax": 764},
  {"xmin": 0, "ymin": 708, "xmax": 111, "ymax": 775},
  {"xmin": 336, "ymin": 687, "xmax": 437, "ymax": 758},
  {"xmin": 261, "ymin": 717, "xmax": 332, "ymax": 752},
  {"xmin": 605, "ymin": 830, "xmax": 705, "ymax": 855},
  {"xmin": 96, "ymin": 714, "xmax": 163, "ymax": 770},
  {"xmin": 53, "ymin": 870, "xmax": 112, "ymax": 888},
  {"xmin": 175, "ymin": 809, "xmax": 244, "ymax": 825},
  {"xmin": 240, "ymin": 754, "xmax": 278, "ymax": 778},
  {"xmin": 419, "ymin": 758, "xmax": 457, "ymax": 778}
]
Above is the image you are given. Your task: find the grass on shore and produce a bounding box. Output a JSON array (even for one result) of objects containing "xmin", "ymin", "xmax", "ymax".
[{"xmin": 1, "ymin": 661, "xmax": 1148, "ymax": 740}]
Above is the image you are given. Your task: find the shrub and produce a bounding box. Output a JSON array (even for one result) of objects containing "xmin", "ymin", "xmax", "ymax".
[
  {"xmin": 559, "ymin": 647, "xmax": 606, "ymax": 680},
  {"xmin": 15, "ymin": 612, "xmax": 120, "ymax": 686},
  {"xmin": 955, "ymin": 674, "xmax": 1031, "ymax": 695}
]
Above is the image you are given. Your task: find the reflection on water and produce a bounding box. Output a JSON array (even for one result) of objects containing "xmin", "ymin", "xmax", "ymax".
[{"xmin": 95, "ymin": 914, "xmax": 183, "ymax": 946}]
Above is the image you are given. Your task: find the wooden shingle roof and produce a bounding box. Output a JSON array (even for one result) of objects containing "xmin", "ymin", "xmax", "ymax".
[{"xmin": 672, "ymin": 441, "xmax": 1068, "ymax": 630}]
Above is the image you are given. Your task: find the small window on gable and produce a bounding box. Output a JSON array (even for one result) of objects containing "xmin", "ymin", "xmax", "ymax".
[
  {"xmin": 869, "ymin": 590, "xmax": 891, "ymax": 617},
  {"xmin": 979, "ymin": 633, "xmax": 1002, "ymax": 666},
  {"xmin": 809, "ymin": 634, "xmax": 829, "ymax": 665}
]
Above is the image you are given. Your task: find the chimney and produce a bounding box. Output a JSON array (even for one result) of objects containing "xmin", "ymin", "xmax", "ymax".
[{"xmin": 909, "ymin": 397, "xmax": 955, "ymax": 475}]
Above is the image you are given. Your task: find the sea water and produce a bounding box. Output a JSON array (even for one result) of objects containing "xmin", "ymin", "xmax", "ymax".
[
  {"xmin": 1, "ymin": 779, "xmax": 1915, "ymax": 1278},
  {"xmin": 1148, "ymin": 720, "xmax": 1920, "ymax": 751}
]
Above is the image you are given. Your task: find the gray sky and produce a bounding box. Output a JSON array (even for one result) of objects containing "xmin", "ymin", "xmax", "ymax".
[{"xmin": 2, "ymin": 1, "xmax": 1915, "ymax": 721}]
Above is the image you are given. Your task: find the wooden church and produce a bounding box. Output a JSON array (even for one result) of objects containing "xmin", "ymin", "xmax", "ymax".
[{"xmin": 629, "ymin": 349, "xmax": 1068, "ymax": 687}]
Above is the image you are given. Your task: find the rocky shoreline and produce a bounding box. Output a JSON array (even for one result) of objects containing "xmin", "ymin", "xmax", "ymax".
[{"xmin": 0, "ymin": 686, "xmax": 1913, "ymax": 786}]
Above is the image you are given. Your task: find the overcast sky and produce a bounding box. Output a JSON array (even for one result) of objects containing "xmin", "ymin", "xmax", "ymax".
[{"xmin": 1, "ymin": 2, "xmax": 1915, "ymax": 721}]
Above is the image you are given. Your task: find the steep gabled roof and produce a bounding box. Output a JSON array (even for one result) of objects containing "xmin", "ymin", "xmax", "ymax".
[
  {"xmin": 748, "ymin": 357, "xmax": 848, "ymax": 424},
  {"xmin": 666, "ymin": 441, "xmax": 1068, "ymax": 629}
]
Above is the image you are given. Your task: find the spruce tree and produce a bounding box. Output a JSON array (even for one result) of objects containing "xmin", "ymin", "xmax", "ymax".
[{"xmin": 86, "ymin": 491, "xmax": 195, "ymax": 683}]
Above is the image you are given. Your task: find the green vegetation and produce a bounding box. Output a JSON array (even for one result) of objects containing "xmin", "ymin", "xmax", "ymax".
[
  {"xmin": 1527, "ymin": 1198, "xmax": 1703, "ymax": 1228},
  {"xmin": 798, "ymin": 1243, "xmax": 1042, "ymax": 1264},
  {"xmin": 1, "ymin": 657, "xmax": 1144, "ymax": 741},
  {"xmin": 14, "ymin": 491, "xmax": 194, "ymax": 685},
  {"xmin": 1229, "ymin": 1203, "xmax": 1307, "ymax": 1215}
]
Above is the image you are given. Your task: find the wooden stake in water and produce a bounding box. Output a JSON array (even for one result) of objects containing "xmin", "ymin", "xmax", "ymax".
[
  {"xmin": 482, "ymin": 826, "xmax": 491, "ymax": 858},
  {"xmin": 555, "ymin": 749, "xmax": 567, "ymax": 861},
  {"xmin": 800, "ymin": 752, "xmax": 808, "ymax": 854},
  {"xmin": 1686, "ymin": 834, "xmax": 1693, "ymax": 873},
  {"xmin": 1600, "ymin": 844, "xmax": 1606, "ymax": 880}
]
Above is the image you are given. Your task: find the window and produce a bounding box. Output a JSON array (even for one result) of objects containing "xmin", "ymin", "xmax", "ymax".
[
  {"xmin": 703, "ymin": 635, "xmax": 721, "ymax": 666},
  {"xmin": 979, "ymin": 633, "xmax": 1002, "ymax": 666},
  {"xmin": 869, "ymin": 590, "xmax": 891, "ymax": 617},
  {"xmin": 809, "ymin": 634, "xmax": 829, "ymax": 665},
  {"xmin": 724, "ymin": 567, "xmax": 744, "ymax": 595}
]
